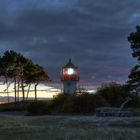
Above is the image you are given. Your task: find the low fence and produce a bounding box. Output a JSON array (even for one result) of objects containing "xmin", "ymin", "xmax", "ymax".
[{"xmin": 95, "ymin": 107, "xmax": 133, "ymax": 117}]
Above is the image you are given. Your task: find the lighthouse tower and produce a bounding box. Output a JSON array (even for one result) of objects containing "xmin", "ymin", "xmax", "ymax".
[{"xmin": 61, "ymin": 59, "xmax": 80, "ymax": 94}]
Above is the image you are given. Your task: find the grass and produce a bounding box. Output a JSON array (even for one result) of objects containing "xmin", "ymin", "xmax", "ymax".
[
  {"xmin": 0, "ymin": 114, "xmax": 140, "ymax": 140},
  {"xmin": 0, "ymin": 126, "xmax": 140, "ymax": 140},
  {"xmin": 0, "ymin": 101, "xmax": 140, "ymax": 140}
]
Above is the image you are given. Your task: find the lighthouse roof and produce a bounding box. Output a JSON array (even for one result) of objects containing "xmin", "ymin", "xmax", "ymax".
[{"xmin": 63, "ymin": 59, "xmax": 77, "ymax": 68}]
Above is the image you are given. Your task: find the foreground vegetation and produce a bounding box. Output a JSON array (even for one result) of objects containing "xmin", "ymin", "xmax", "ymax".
[
  {"xmin": 0, "ymin": 114, "xmax": 140, "ymax": 140},
  {"xmin": 1, "ymin": 126, "xmax": 140, "ymax": 140},
  {"xmin": 26, "ymin": 83, "xmax": 140, "ymax": 115},
  {"xmin": 1, "ymin": 84, "xmax": 139, "ymax": 116},
  {"xmin": 0, "ymin": 82, "xmax": 139, "ymax": 116}
]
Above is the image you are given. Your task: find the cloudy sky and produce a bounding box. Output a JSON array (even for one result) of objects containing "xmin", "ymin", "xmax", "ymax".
[{"xmin": 0, "ymin": 0, "xmax": 139, "ymax": 85}]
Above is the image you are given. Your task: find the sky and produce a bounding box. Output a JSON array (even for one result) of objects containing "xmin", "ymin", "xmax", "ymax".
[
  {"xmin": 0, "ymin": 83, "xmax": 61, "ymax": 103},
  {"xmin": 0, "ymin": 0, "xmax": 139, "ymax": 86}
]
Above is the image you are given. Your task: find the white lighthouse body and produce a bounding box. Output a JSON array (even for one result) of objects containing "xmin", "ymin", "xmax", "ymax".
[
  {"xmin": 61, "ymin": 59, "xmax": 79, "ymax": 94},
  {"xmin": 63, "ymin": 81, "xmax": 77, "ymax": 94}
]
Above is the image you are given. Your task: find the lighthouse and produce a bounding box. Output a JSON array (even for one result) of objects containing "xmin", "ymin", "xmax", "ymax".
[{"xmin": 61, "ymin": 59, "xmax": 80, "ymax": 94}]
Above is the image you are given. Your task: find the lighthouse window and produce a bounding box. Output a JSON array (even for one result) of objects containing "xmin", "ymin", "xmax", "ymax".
[{"xmin": 67, "ymin": 68, "xmax": 74, "ymax": 75}]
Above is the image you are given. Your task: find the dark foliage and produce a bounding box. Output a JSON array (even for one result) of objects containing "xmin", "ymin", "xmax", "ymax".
[
  {"xmin": 96, "ymin": 82, "xmax": 140, "ymax": 108},
  {"xmin": 0, "ymin": 50, "xmax": 49, "ymax": 104},
  {"xmin": 27, "ymin": 100, "xmax": 51, "ymax": 115},
  {"xmin": 62, "ymin": 93, "xmax": 109, "ymax": 114},
  {"xmin": 96, "ymin": 82, "xmax": 130, "ymax": 107},
  {"xmin": 128, "ymin": 26, "xmax": 140, "ymax": 91},
  {"xmin": 27, "ymin": 93, "xmax": 109, "ymax": 115},
  {"xmin": 0, "ymin": 101, "xmax": 27, "ymax": 112}
]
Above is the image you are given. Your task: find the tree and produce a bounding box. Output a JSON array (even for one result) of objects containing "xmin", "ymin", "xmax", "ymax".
[
  {"xmin": 0, "ymin": 51, "xmax": 18, "ymax": 103},
  {"xmin": 128, "ymin": 26, "xmax": 140, "ymax": 59},
  {"xmin": 0, "ymin": 57, "xmax": 11, "ymax": 103},
  {"xmin": 25, "ymin": 64, "xmax": 49, "ymax": 101},
  {"xmin": 1, "ymin": 50, "xmax": 27, "ymax": 103},
  {"xmin": 128, "ymin": 26, "xmax": 140, "ymax": 93},
  {"xmin": 0, "ymin": 50, "xmax": 50, "ymax": 104}
]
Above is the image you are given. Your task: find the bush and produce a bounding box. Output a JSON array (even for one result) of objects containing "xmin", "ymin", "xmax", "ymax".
[
  {"xmin": 26, "ymin": 94, "xmax": 70, "ymax": 115},
  {"xmin": 0, "ymin": 101, "xmax": 28, "ymax": 112},
  {"xmin": 126, "ymin": 97, "xmax": 140, "ymax": 108},
  {"xmin": 51, "ymin": 93, "xmax": 69, "ymax": 112},
  {"xmin": 62, "ymin": 93, "xmax": 109, "ymax": 114},
  {"xmin": 26, "ymin": 82, "xmax": 140, "ymax": 115},
  {"xmin": 27, "ymin": 100, "xmax": 51, "ymax": 115},
  {"xmin": 26, "ymin": 93, "xmax": 109, "ymax": 115},
  {"xmin": 96, "ymin": 82, "xmax": 131, "ymax": 107},
  {"xmin": 96, "ymin": 82, "xmax": 140, "ymax": 108}
]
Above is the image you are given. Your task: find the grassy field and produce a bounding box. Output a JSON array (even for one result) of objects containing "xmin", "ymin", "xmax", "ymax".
[{"xmin": 0, "ymin": 113, "xmax": 140, "ymax": 140}]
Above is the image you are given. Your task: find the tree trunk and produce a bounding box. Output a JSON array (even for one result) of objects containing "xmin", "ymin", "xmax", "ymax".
[
  {"xmin": 26, "ymin": 84, "xmax": 31, "ymax": 103},
  {"xmin": 6, "ymin": 82, "xmax": 10, "ymax": 103},
  {"xmin": 21, "ymin": 79, "xmax": 25, "ymax": 102},
  {"xmin": 5, "ymin": 77, "xmax": 10, "ymax": 103},
  {"xmin": 35, "ymin": 82, "xmax": 39, "ymax": 101},
  {"xmin": 7, "ymin": 91, "xmax": 9, "ymax": 103},
  {"xmin": 17, "ymin": 80, "xmax": 20, "ymax": 102},
  {"xmin": 14, "ymin": 77, "xmax": 17, "ymax": 104}
]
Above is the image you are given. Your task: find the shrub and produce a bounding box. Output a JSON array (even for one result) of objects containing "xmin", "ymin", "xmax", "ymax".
[
  {"xmin": 126, "ymin": 97, "xmax": 140, "ymax": 108},
  {"xmin": 26, "ymin": 94, "xmax": 70, "ymax": 115},
  {"xmin": 58, "ymin": 93, "xmax": 109, "ymax": 114},
  {"xmin": 26, "ymin": 82, "xmax": 140, "ymax": 115},
  {"xmin": 96, "ymin": 82, "xmax": 131, "ymax": 107},
  {"xmin": 0, "ymin": 101, "xmax": 28, "ymax": 112},
  {"xmin": 26, "ymin": 93, "xmax": 110, "ymax": 115},
  {"xmin": 27, "ymin": 100, "xmax": 51, "ymax": 115},
  {"xmin": 50, "ymin": 93, "xmax": 70, "ymax": 113}
]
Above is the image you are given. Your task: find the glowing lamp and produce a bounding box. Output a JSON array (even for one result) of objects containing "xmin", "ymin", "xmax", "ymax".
[{"xmin": 67, "ymin": 68, "xmax": 74, "ymax": 75}]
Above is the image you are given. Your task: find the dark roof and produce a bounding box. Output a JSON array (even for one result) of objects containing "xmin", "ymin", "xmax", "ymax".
[{"xmin": 63, "ymin": 59, "xmax": 77, "ymax": 68}]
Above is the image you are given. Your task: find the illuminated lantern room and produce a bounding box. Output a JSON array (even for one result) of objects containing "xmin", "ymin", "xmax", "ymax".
[{"xmin": 61, "ymin": 59, "xmax": 79, "ymax": 94}]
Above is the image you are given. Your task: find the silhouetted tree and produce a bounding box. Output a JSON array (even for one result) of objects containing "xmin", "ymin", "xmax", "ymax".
[
  {"xmin": 25, "ymin": 64, "xmax": 49, "ymax": 101},
  {"xmin": 128, "ymin": 26, "xmax": 140, "ymax": 93},
  {"xmin": 0, "ymin": 50, "xmax": 50, "ymax": 103}
]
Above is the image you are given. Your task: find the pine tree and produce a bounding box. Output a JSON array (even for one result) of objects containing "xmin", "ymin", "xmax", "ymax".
[{"xmin": 128, "ymin": 26, "xmax": 140, "ymax": 93}]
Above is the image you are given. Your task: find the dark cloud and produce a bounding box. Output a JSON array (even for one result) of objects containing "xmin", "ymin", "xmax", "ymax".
[{"xmin": 0, "ymin": 0, "xmax": 139, "ymax": 85}]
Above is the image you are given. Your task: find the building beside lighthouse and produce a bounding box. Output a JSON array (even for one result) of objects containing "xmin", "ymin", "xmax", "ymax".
[{"xmin": 60, "ymin": 59, "xmax": 80, "ymax": 94}]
